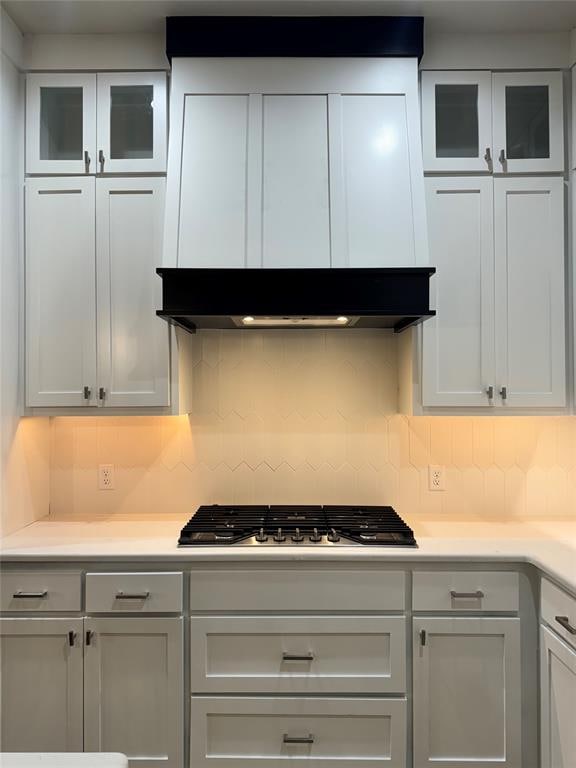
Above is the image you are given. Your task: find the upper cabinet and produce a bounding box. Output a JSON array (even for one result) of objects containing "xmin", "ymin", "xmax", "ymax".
[
  {"xmin": 422, "ymin": 70, "xmax": 564, "ymax": 174},
  {"xmin": 26, "ymin": 72, "xmax": 167, "ymax": 175},
  {"xmin": 164, "ymin": 58, "xmax": 427, "ymax": 269}
]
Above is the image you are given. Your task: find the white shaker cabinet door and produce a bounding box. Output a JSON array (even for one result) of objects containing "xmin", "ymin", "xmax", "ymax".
[
  {"xmin": 494, "ymin": 177, "xmax": 565, "ymax": 407},
  {"xmin": 413, "ymin": 617, "xmax": 521, "ymax": 768},
  {"xmin": 84, "ymin": 617, "xmax": 183, "ymax": 768},
  {"xmin": 96, "ymin": 177, "xmax": 170, "ymax": 407},
  {"xmin": 26, "ymin": 176, "xmax": 97, "ymax": 407},
  {"xmin": 0, "ymin": 618, "xmax": 84, "ymax": 752},
  {"xmin": 422, "ymin": 177, "xmax": 495, "ymax": 406},
  {"xmin": 541, "ymin": 625, "xmax": 576, "ymax": 768}
]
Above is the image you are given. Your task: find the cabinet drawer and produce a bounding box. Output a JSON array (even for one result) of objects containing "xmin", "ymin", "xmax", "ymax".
[
  {"xmin": 0, "ymin": 572, "xmax": 81, "ymax": 612},
  {"xmin": 541, "ymin": 578, "xmax": 576, "ymax": 650},
  {"xmin": 412, "ymin": 571, "xmax": 519, "ymax": 612},
  {"xmin": 85, "ymin": 572, "xmax": 183, "ymax": 613},
  {"xmin": 190, "ymin": 616, "xmax": 406, "ymax": 694},
  {"xmin": 190, "ymin": 697, "xmax": 406, "ymax": 768},
  {"xmin": 190, "ymin": 570, "xmax": 405, "ymax": 612}
]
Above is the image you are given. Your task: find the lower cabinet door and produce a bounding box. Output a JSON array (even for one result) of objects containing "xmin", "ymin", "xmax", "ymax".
[
  {"xmin": 413, "ymin": 617, "xmax": 521, "ymax": 768},
  {"xmin": 84, "ymin": 617, "xmax": 183, "ymax": 768},
  {"xmin": 190, "ymin": 697, "xmax": 407, "ymax": 768},
  {"xmin": 540, "ymin": 625, "xmax": 576, "ymax": 768},
  {"xmin": 0, "ymin": 618, "xmax": 83, "ymax": 752}
]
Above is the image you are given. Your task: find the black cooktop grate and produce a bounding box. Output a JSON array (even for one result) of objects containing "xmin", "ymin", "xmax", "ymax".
[{"xmin": 178, "ymin": 504, "xmax": 416, "ymax": 546}]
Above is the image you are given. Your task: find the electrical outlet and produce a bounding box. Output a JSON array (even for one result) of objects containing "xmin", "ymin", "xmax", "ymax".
[
  {"xmin": 98, "ymin": 464, "xmax": 115, "ymax": 490},
  {"xmin": 428, "ymin": 465, "xmax": 445, "ymax": 491}
]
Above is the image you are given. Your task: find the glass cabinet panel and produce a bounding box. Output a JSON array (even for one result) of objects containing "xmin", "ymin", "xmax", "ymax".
[
  {"xmin": 435, "ymin": 84, "xmax": 479, "ymax": 159},
  {"xmin": 110, "ymin": 85, "xmax": 154, "ymax": 160},
  {"xmin": 505, "ymin": 85, "xmax": 550, "ymax": 160},
  {"xmin": 40, "ymin": 87, "xmax": 83, "ymax": 160}
]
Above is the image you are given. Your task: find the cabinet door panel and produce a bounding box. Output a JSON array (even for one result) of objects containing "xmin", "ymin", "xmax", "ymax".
[
  {"xmin": 492, "ymin": 72, "xmax": 564, "ymax": 173},
  {"xmin": 421, "ymin": 71, "xmax": 492, "ymax": 173},
  {"xmin": 0, "ymin": 618, "xmax": 83, "ymax": 752},
  {"xmin": 422, "ymin": 177, "xmax": 495, "ymax": 406},
  {"xmin": 96, "ymin": 178, "xmax": 170, "ymax": 407},
  {"xmin": 262, "ymin": 95, "xmax": 330, "ymax": 267},
  {"xmin": 84, "ymin": 617, "xmax": 183, "ymax": 768},
  {"xmin": 26, "ymin": 73, "xmax": 96, "ymax": 175},
  {"xmin": 541, "ymin": 626, "xmax": 576, "ymax": 768},
  {"xmin": 26, "ymin": 177, "xmax": 97, "ymax": 407},
  {"xmin": 413, "ymin": 617, "xmax": 521, "ymax": 768},
  {"xmin": 494, "ymin": 177, "xmax": 565, "ymax": 407}
]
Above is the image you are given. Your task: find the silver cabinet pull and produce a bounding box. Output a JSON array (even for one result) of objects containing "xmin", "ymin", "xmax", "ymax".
[
  {"xmin": 86, "ymin": 630, "xmax": 94, "ymax": 646},
  {"xmin": 450, "ymin": 590, "xmax": 484, "ymax": 599},
  {"xmin": 498, "ymin": 149, "xmax": 506, "ymax": 166},
  {"xmin": 98, "ymin": 387, "xmax": 106, "ymax": 401},
  {"xmin": 486, "ymin": 386, "xmax": 494, "ymax": 399},
  {"xmin": 84, "ymin": 150, "xmax": 91, "ymax": 173},
  {"xmin": 13, "ymin": 590, "xmax": 48, "ymax": 599},
  {"xmin": 555, "ymin": 616, "xmax": 576, "ymax": 635},
  {"xmin": 500, "ymin": 386, "xmax": 507, "ymax": 401},
  {"xmin": 68, "ymin": 631, "xmax": 76, "ymax": 647},
  {"xmin": 420, "ymin": 629, "xmax": 427, "ymax": 647},
  {"xmin": 282, "ymin": 653, "xmax": 314, "ymax": 662},
  {"xmin": 115, "ymin": 591, "xmax": 150, "ymax": 600},
  {"xmin": 83, "ymin": 386, "xmax": 91, "ymax": 400},
  {"xmin": 98, "ymin": 149, "xmax": 105, "ymax": 173},
  {"xmin": 283, "ymin": 734, "xmax": 314, "ymax": 745},
  {"xmin": 484, "ymin": 147, "xmax": 492, "ymax": 167}
]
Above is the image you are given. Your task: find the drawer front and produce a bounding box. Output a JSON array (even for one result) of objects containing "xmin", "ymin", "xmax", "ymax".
[
  {"xmin": 412, "ymin": 571, "xmax": 519, "ymax": 612},
  {"xmin": 190, "ymin": 570, "xmax": 405, "ymax": 612},
  {"xmin": 190, "ymin": 697, "xmax": 407, "ymax": 768},
  {"xmin": 85, "ymin": 572, "xmax": 183, "ymax": 613},
  {"xmin": 190, "ymin": 616, "xmax": 406, "ymax": 694},
  {"xmin": 0, "ymin": 571, "xmax": 81, "ymax": 612},
  {"xmin": 541, "ymin": 578, "xmax": 576, "ymax": 650}
]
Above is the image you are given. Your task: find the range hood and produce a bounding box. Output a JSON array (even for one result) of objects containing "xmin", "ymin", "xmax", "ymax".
[{"xmin": 156, "ymin": 268, "xmax": 435, "ymax": 333}]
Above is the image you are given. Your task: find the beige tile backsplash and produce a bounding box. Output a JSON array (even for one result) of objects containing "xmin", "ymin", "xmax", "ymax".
[{"xmin": 49, "ymin": 331, "xmax": 576, "ymax": 519}]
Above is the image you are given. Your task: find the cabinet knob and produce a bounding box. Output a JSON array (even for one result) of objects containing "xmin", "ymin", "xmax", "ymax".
[
  {"xmin": 84, "ymin": 151, "xmax": 91, "ymax": 173},
  {"xmin": 83, "ymin": 386, "xmax": 91, "ymax": 400},
  {"xmin": 86, "ymin": 630, "xmax": 94, "ymax": 646},
  {"xmin": 484, "ymin": 147, "xmax": 492, "ymax": 168},
  {"xmin": 486, "ymin": 386, "xmax": 494, "ymax": 400},
  {"xmin": 498, "ymin": 149, "xmax": 506, "ymax": 167},
  {"xmin": 499, "ymin": 386, "xmax": 507, "ymax": 401},
  {"xmin": 98, "ymin": 149, "xmax": 105, "ymax": 173},
  {"xmin": 98, "ymin": 387, "xmax": 106, "ymax": 401},
  {"xmin": 68, "ymin": 631, "xmax": 76, "ymax": 647}
]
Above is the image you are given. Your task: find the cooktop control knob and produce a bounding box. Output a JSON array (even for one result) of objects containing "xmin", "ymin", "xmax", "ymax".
[
  {"xmin": 309, "ymin": 527, "xmax": 322, "ymax": 543},
  {"xmin": 255, "ymin": 527, "xmax": 268, "ymax": 543},
  {"xmin": 291, "ymin": 527, "xmax": 304, "ymax": 542},
  {"xmin": 327, "ymin": 528, "xmax": 340, "ymax": 543},
  {"xmin": 274, "ymin": 527, "xmax": 286, "ymax": 542}
]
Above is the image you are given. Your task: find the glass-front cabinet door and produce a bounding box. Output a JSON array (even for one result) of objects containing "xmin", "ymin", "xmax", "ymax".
[
  {"xmin": 492, "ymin": 71, "xmax": 564, "ymax": 173},
  {"xmin": 26, "ymin": 73, "xmax": 96, "ymax": 174},
  {"xmin": 96, "ymin": 72, "xmax": 167, "ymax": 173},
  {"xmin": 421, "ymin": 71, "xmax": 492, "ymax": 172}
]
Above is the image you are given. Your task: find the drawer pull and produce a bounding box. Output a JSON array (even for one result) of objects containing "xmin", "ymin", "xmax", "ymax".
[
  {"xmin": 555, "ymin": 616, "xmax": 576, "ymax": 635},
  {"xmin": 282, "ymin": 652, "xmax": 314, "ymax": 662},
  {"xmin": 283, "ymin": 734, "xmax": 314, "ymax": 745},
  {"xmin": 450, "ymin": 590, "xmax": 484, "ymax": 599},
  {"xmin": 115, "ymin": 591, "xmax": 150, "ymax": 600},
  {"xmin": 13, "ymin": 590, "xmax": 48, "ymax": 599}
]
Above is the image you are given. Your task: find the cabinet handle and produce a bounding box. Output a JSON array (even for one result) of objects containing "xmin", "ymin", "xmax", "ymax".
[
  {"xmin": 499, "ymin": 386, "xmax": 507, "ymax": 401},
  {"xmin": 98, "ymin": 149, "xmax": 105, "ymax": 173},
  {"xmin": 68, "ymin": 631, "xmax": 76, "ymax": 647},
  {"xmin": 86, "ymin": 630, "xmax": 94, "ymax": 646},
  {"xmin": 498, "ymin": 148, "xmax": 506, "ymax": 166},
  {"xmin": 450, "ymin": 590, "xmax": 484, "ymax": 599},
  {"xmin": 555, "ymin": 616, "xmax": 576, "ymax": 635},
  {"xmin": 13, "ymin": 590, "xmax": 48, "ymax": 599},
  {"xmin": 420, "ymin": 629, "xmax": 427, "ymax": 647},
  {"xmin": 84, "ymin": 151, "xmax": 91, "ymax": 173},
  {"xmin": 83, "ymin": 386, "xmax": 91, "ymax": 400},
  {"xmin": 283, "ymin": 734, "xmax": 314, "ymax": 745},
  {"xmin": 98, "ymin": 387, "xmax": 106, "ymax": 401},
  {"xmin": 282, "ymin": 652, "xmax": 314, "ymax": 662},
  {"xmin": 115, "ymin": 591, "xmax": 150, "ymax": 600},
  {"xmin": 484, "ymin": 147, "xmax": 492, "ymax": 167},
  {"xmin": 486, "ymin": 385, "xmax": 494, "ymax": 400}
]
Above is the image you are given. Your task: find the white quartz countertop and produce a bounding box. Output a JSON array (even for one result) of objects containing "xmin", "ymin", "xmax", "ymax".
[{"xmin": 1, "ymin": 516, "xmax": 575, "ymax": 595}]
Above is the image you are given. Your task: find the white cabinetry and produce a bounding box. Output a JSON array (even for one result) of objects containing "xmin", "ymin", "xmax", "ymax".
[
  {"xmin": 0, "ymin": 618, "xmax": 84, "ymax": 752},
  {"xmin": 413, "ymin": 617, "xmax": 521, "ymax": 768},
  {"xmin": 166, "ymin": 58, "xmax": 426, "ymax": 269},
  {"xmin": 421, "ymin": 70, "xmax": 564, "ymax": 173},
  {"xmin": 84, "ymin": 617, "xmax": 183, "ymax": 768},
  {"xmin": 540, "ymin": 626, "xmax": 576, "ymax": 768},
  {"xmin": 423, "ymin": 176, "xmax": 565, "ymax": 408},
  {"xmin": 26, "ymin": 72, "xmax": 166, "ymax": 174}
]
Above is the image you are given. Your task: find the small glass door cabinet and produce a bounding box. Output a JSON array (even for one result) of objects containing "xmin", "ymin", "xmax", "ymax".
[
  {"xmin": 26, "ymin": 73, "xmax": 96, "ymax": 174},
  {"xmin": 492, "ymin": 71, "xmax": 564, "ymax": 173},
  {"xmin": 421, "ymin": 71, "xmax": 492, "ymax": 172},
  {"xmin": 96, "ymin": 72, "xmax": 167, "ymax": 173}
]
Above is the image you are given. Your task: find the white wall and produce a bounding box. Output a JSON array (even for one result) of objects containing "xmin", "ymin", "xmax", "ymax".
[{"xmin": 0, "ymin": 7, "xmax": 50, "ymax": 536}]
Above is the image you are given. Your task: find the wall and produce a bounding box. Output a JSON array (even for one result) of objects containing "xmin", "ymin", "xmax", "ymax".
[
  {"xmin": 0, "ymin": 8, "xmax": 50, "ymax": 536},
  {"xmin": 50, "ymin": 331, "xmax": 576, "ymax": 521},
  {"xmin": 24, "ymin": 33, "xmax": 168, "ymax": 70}
]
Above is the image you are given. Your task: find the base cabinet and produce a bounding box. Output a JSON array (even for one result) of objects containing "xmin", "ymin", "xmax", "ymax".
[
  {"xmin": 0, "ymin": 618, "xmax": 84, "ymax": 752},
  {"xmin": 540, "ymin": 625, "xmax": 576, "ymax": 768},
  {"xmin": 412, "ymin": 617, "xmax": 521, "ymax": 768},
  {"xmin": 84, "ymin": 617, "xmax": 183, "ymax": 768}
]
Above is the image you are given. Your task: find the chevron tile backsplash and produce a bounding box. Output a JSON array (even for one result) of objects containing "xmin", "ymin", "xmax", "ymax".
[{"xmin": 50, "ymin": 331, "xmax": 576, "ymax": 519}]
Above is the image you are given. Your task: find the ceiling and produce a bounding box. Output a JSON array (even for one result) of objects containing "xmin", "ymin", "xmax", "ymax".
[{"xmin": 3, "ymin": 0, "xmax": 576, "ymax": 35}]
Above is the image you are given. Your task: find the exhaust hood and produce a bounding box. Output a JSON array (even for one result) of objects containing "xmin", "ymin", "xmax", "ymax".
[{"xmin": 156, "ymin": 267, "xmax": 435, "ymax": 333}]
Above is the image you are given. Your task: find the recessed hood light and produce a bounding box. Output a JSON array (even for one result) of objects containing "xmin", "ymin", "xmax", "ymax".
[{"xmin": 237, "ymin": 316, "xmax": 354, "ymax": 328}]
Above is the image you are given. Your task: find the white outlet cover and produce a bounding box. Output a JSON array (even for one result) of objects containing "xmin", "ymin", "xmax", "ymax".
[
  {"xmin": 428, "ymin": 465, "xmax": 445, "ymax": 491},
  {"xmin": 98, "ymin": 464, "xmax": 115, "ymax": 490}
]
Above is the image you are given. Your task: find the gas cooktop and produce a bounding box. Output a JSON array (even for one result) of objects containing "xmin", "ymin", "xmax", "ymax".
[{"xmin": 178, "ymin": 505, "xmax": 416, "ymax": 547}]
